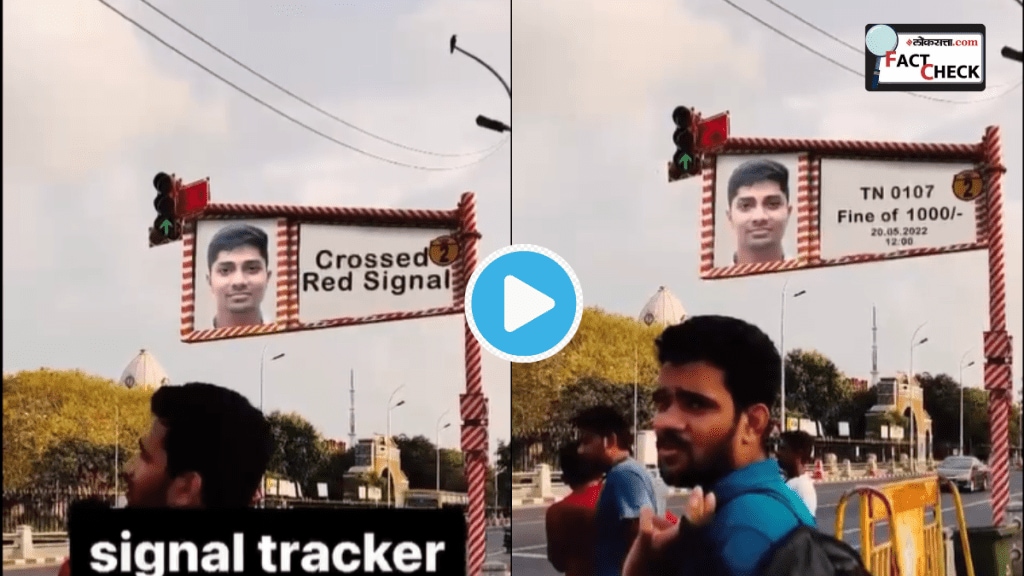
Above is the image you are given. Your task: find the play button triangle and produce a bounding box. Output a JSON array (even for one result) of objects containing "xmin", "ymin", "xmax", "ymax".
[{"xmin": 504, "ymin": 275, "xmax": 556, "ymax": 333}]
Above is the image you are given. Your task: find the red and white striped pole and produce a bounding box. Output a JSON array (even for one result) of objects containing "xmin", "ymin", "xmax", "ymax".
[
  {"xmin": 457, "ymin": 192, "xmax": 489, "ymax": 576},
  {"xmin": 981, "ymin": 126, "xmax": 1013, "ymax": 527}
]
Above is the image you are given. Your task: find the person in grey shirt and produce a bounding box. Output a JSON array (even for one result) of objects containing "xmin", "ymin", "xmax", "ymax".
[{"xmin": 574, "ymin": 405, "xmax": 666, "ymax": 576}]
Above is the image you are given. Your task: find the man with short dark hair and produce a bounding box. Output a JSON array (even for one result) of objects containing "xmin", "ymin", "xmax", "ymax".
[
  {"xmin": 574, "ymin": 405, "xmax": 664, "ymax": 576},
  {"xmin": 61, "ymin": 383, "xmax": 272, "ymax": 575},
  {"xmin": 124, "ymin": 382, "xmax": 273, "ymax": 508},
  {"xmin": 624, "ymin": 315, "xmax": 815, "ymax": 576},
  {"xmin": 777, "ymin": 431, "xmax": 817, "ymax": 516},
  {"xmin": 724, "ymin": 159, "xmax": 792, "ymax": 265},
  {"xmin": 546, "ymin": 440, "xmax": 604, "ymax": 576},
  {"xmin": 206, "ymin": 223, "xmax": 272, "ymax": 328}
]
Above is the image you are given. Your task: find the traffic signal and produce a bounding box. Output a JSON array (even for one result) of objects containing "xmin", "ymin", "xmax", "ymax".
[
  {"xmin": 150, "ymin": 172, "xmax": 181, "ymax": 247},
  {"xmin": 669, "ymin": 106, "xmax": 702, "ymax": 182}
]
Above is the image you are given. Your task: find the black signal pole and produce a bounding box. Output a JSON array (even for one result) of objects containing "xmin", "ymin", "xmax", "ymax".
[{"xmin": 450, "ymin": 35, "xmax": 510, "ymax": 133}]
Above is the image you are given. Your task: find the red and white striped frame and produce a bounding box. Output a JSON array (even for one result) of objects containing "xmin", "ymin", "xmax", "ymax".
[
  {"xmin": 180, "ymin": 201, "xmax": 465, "ymax": 343},
  {"xmin": 180, "ymin": 218, "xmax": 290, "ymax": 342},
  {"xmin": 700, "ymin": 152, "xmax": 811, "ymax": 279},
  {"xmin": 699, "ymin": 135, "xmax": 989, "ymax": 280}
]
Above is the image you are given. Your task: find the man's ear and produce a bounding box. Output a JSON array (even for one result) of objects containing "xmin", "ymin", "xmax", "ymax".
[
  {"xmin": 743, "ymin": 404, "xmax": 772, "ymax": 445},
  {"xmin": 167, "ymin": 472, "xmax": 204, "ymax": 508},
  {"xmin": 206, "ymin": 273, "xmax": 212, "ymax": 286}
]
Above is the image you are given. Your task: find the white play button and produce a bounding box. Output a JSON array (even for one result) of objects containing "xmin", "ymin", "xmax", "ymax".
[{"xmin": 503, "ymin": 275, "xmax": 555, "ymax": 332}]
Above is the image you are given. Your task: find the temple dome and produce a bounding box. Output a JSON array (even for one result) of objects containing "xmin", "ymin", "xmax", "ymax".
[
  {"xmin": 119, "ymin": 349, "xmax": 170, "ymax": 390},
  {"xmin": 639, "ymin": 286, "xmax": 687, "ymax": 327}
]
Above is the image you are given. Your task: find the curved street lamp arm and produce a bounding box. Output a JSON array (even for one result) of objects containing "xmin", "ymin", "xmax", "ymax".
[{"xmin": 453, "ymin": 45, "xmax": 511, "ymax": 99}]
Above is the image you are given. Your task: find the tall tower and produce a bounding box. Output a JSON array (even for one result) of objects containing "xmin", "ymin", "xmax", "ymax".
[
  {"xmin": 871, "ymin": 306, "xmax": 879, "ymax": 388},
  {"xmin": 348, "ymin": 370, "xmax": 356, "ymax": 449}
]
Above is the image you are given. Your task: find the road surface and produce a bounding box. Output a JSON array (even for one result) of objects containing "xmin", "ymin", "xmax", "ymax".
[
  {"xmin": 510, "ymin": 474, "xmax": 1023, "ymax": 576},
  {"xmin": 4, "ymin": 527, "xmax": 511, "ymax": 576}
]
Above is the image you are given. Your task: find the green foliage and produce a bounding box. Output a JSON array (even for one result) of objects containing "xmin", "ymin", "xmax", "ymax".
[
  {"xmin": 34, "ymin": 439, "xmax": 118, "ymax": 491},
  {"xmin": 266, "ymin": 411, "xmax": 330, "ymax": 495},
  {"xmin": 512, "ymin": 307, "xmax": 662, "ymax": 437},
  {"xmin": 877, "ymin": 409, "xmax": 908, "ymax": 428},
  {"xmin": 545, "ymin": 376, "xmax": 657, "ymax": 450},
  {"xmin": 315, "ymin": 449, "xmax": 356, "ymax": 499},
  {"xmin": 834, "ymin": 387, "xmax": 879, "ymax": 438},
  {"xmin": 920, "ymin": 372, "xmax": 1022, "ymax": 456},
  {"xmin": 3, "ymin": 369, "xmax": 153, "ymax": 489},
  {"xmin": 783, "ymin": 350, "xmax": 853, "ymax": 428}
]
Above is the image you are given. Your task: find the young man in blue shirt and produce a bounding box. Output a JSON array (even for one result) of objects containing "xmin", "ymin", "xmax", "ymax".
[
  {"xmin": 625, "ymin": 315, "xmax": 816, "ymax": 576},
  {"xmin": 573, "ymin": 405, "xmax": 666, "ymax": 576}
]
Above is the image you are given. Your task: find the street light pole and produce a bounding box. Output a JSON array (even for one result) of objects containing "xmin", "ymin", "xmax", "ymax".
[
  {"xmin": 450, "ymin": 34, "xmax": 511, "ymax": 133},
  {"xmin": 909, "ymin": 322, "xmax": 928, "ymax": 472},
  {"xmin": 959, "ymin": 351, "xmax": 976, "ymax": 456},
  {"xmin": 779, "ymin": 280, "xmax": 807, "ymax": 431},
  {"xmin": 259, "ymin": 346, "xmax": 285, "ymax": 506},
  {"xmin": 387, "ymin": 385, "xmax": 406, "ymax": 508},
  {"xmin": 450, "ymin": 35, "xmax": 510, "ymax": 98},
  {"xmin": 436, "ymin": 411, "xmax": 451, "ymax": 495},
  {"xmin": 259, "ymin": 346, "xmax": 286, "ymax": 414}
]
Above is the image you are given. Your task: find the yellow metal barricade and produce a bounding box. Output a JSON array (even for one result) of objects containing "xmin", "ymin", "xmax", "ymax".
[{"xmin": 835, "ymin": 477, "xmax": 976, "ymax": 576}]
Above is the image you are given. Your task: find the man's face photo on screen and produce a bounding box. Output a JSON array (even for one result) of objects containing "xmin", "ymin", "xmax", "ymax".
[
  {"xmin": 205, "ymin": 223, "xmax": 272, "ymax": 328},
  {"xmin": 725, "ymin": 159, "xmax": 793, "ymax": 264}
]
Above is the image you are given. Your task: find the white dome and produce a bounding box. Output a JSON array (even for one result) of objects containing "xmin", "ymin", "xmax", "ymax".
[
  {"xmin": 119, "ymin": 349, "xmax": 171, "ymax": 390},
  {"xmin": 639, "ymin": 286, "xmax": 687, "ymax": 327}
]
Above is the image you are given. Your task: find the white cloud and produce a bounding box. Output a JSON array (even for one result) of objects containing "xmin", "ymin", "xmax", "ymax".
[
  {"xmin": 1, "ymin": 0, "xmax": 227, "ymax": 183},
  {"xmin": 512, "ymin": 0, "xmax": 764, "ymax": 122}
]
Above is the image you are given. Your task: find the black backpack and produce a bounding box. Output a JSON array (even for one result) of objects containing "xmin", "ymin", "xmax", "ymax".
[
  {"xmin": 754, "ymin": 490, "xmax": 878, "ymax": 576},
  {"xmin": 760, "ymin": 524, "xmax": 877, "ymax": 576}
]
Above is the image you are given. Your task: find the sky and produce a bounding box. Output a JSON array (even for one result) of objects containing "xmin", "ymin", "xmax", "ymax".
[
  {"xmin": 2, "ymin": 0, "xmax": 512, "ymax": 456},
  {"xmin": 512, "ymin": 0, "xmax": 1023, "ymax": 398}
]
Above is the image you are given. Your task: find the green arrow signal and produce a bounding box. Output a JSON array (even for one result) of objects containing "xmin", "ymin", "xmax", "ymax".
[
  {"xmin": 159, "ymin": 219, "xmax": 173, "ymax": 235},
  {"xmin": 678, "ymin": 153, "xmax": 693, "ymax": 170}
]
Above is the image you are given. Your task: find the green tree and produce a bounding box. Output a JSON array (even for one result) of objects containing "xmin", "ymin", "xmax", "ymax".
[
  {"xmin": 394, "ymin": 435, "xmax": 441, "ymax": 490},
  {"xmin": 834, "ymin": 385, "xmax": 879, "ymax": 438},
  {"xmin": 962, "ymin": 387, "xmax": 994, "ymax": 457},
  {"xmin": 439, "ymin": 449, "xmax": 467, "ymax": 492},
  {"xmin": 783, "ymin": 350, "xmax": 854, "ymax": 430},
  {"xmin": 544, "ymin": 376, "xmax": 657, "ymax": 451},
  {"xmin": 512, "ymin": 308, "xmax": 662, "ymax": 439},
  {"xmin": 315, "ymin": 448, "xmax": 356, "ymax": 499},
  {"xmin": 266, "ymin": 411, "xmax": 329, "ymax": 496},
  {"xmin": 3, "ymin": 369, "xmax": 153, "ymax": 489},
  {"xmin": 920, "ymin": 372, "xmax": 961, "ymax": 448},
  {"xmin": 33, "ymin": 439, "xmax": 118, "ymax": 491},
  {"xmin": 877, "ymin": 409, "xmax": 908, "ymax": 429}
]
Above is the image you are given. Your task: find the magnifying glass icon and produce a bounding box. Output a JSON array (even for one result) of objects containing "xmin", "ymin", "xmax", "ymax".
[{"xmin": 865, "ymin": 25, "xmax": 899, "ymax": 90}]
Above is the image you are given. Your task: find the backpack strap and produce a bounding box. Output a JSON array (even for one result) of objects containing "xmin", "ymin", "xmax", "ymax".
[{"xmin": 741, "ymin": 487, "xmax": 805, "ymax": 524}]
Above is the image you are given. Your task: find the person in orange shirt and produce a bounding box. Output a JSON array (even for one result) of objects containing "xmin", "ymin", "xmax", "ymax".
[{"xmin": 546, "ymin": 440, "xmax": 604, "ymax": 575}]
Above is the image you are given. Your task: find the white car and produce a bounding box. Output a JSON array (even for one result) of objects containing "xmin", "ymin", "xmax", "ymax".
[{"xmin": 936, "ymin": 456, "xmax": 991, "ymax": 493}]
